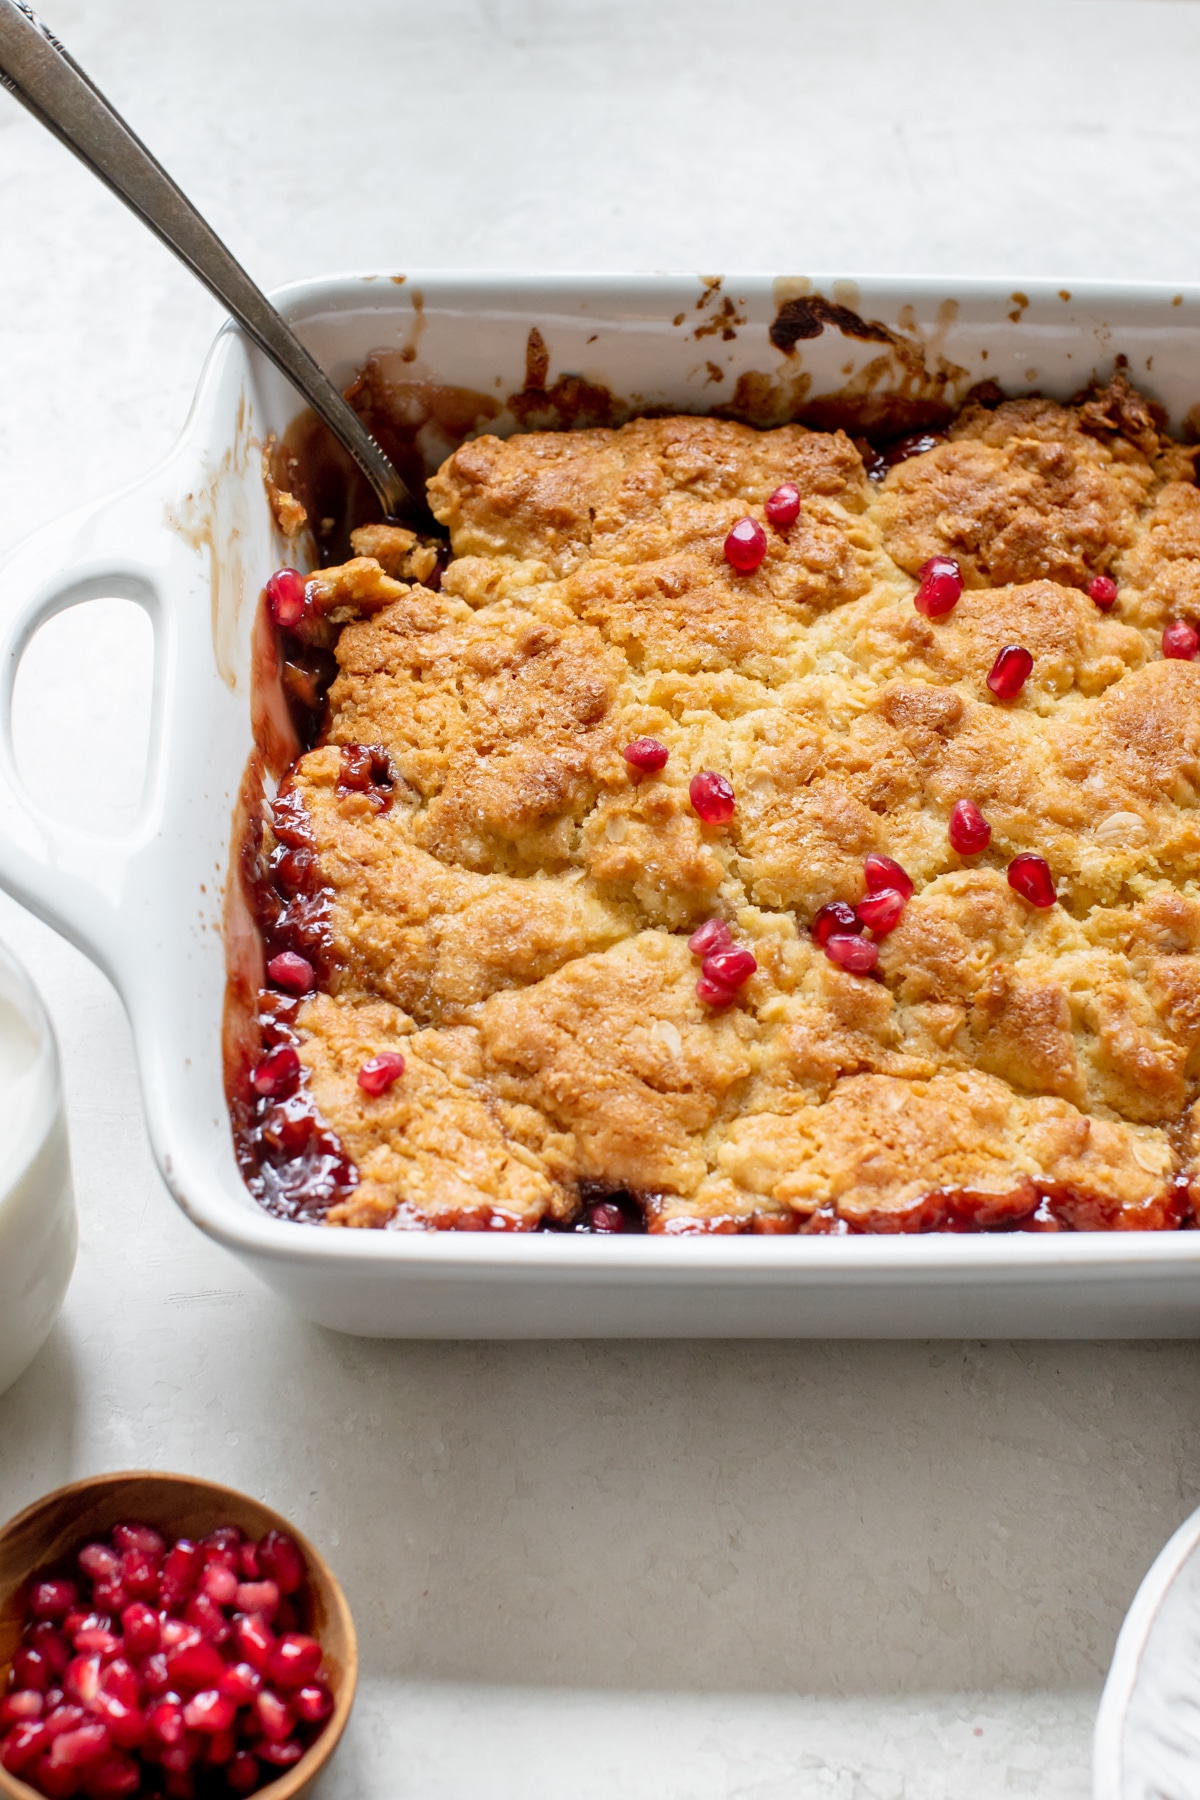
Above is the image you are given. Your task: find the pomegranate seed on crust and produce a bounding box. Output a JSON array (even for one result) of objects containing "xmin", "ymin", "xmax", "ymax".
[
  {"xmin": 266, "ymin": 568, "xmax": 310, "ymax": 631},
  {"xmin": 1007, "ymin": 852, "xmax": 1057, "ymax": 908},
  {"xmin": 1088, "ymin": 574, "xmax": 1118, "ymax": 609},
  {"xmin": 1163, "ymin": 619, "xmax": 1199, "ymax": 659},
  {"xmin": 863, "ymin": 853, "xmax": 913, "ymax": 899},
  {"xmin": 689, "ymin": 771, "xmax": 736, "ymax": 823},
  {"xmin": 688, "ymin": 917, "xmax": 733, "ymax": 957},
  {"xmin": 358, "ymin": 1053, "xmax": 406, "ymax": 1096},
  {"xmin": 622, "ymin": 737, "xmax": 669, "ymax": 772},
  {"xmin": 986, "ymin": 644, "xmax": 1033, "ymax": 700},
  {"xmin": 701, "ymin": 947, "xmax": 757, "ymax": 989},
  {"xmin": 855, "ymin": 888, "xmax": 905, "ymax": 935},
  {"xmin": 948, "ymin": 798, "xmax": 991, "ymax": 855},
  {"xmin": 266, "ymin": 951, "xmax": 315, "ymax": 996},
  {"xmin": 824, "ymin": 934, "xmax": 879, "ymax": 974},
  {"xmin": 811, "ymin": 902, "xmax": 863, "ymax": 947},
  {"xmin": 251, "ymin": 1044, "xmax": 301, "ymax": 1099},
  {"xmin": 723, "ymin": 516, "xmax": 767, "ymax": 573},
  {"xmin": 765, "ymin": 483, "xmax": 802, "ymax": 530},
  {"xmin": 913, "ymin": 555, "xmax": 963, "ymax": 617},
  {"xmin": 696, "ymin": 975, "xmax": 736, "ymax": 1008}
]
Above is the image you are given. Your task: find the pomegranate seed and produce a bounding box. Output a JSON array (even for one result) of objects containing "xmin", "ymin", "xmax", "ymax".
[
  {"xmin": 203, "ymin": 1728, "xmax": 237, "ymax": 1766},
  {"xmin": 254, "ymin": 1690, "xmax": 293, "ymax": 1742},
  {"xmin": 118, "ymin": 1551, "xmax": 158, "ymax": 1603},
  {"xmin": 256, "ymin": 1532, "xmax": 305, "ymax": 1599},
  {"xmin": 689, "ymin": 771, "xmax": 736, "ymax": 823},
  {"xmin": 0, "ymin": 1693, "xmax": 44, "ymax": 1727},
  {"xmin": 258, "ymin": 1739, "xmax": 305, "ymax": 1769},
  {"xmin": 1088, "ymin": 574, "xmax": 1118, "ymax": 609},
  {"xmin": 238, "ymin": 1541, "xmax": 260, "ymax": 1582},
  {"xmin": 147, "ymin": 1700, "xmax": 186, "ymax": 1748},
  {"xmin": 622, "ymin": 737, "xmax": 669, "ymax": 773},
  {"xmin": 77, "ymin": 1546, "xmax": 121, "ymax": 1586},
  {"xmin": 687, "ymin": 917, "xmax": 732, "ymax": 957},
  {"xmin": 73, "ymin": 1626, "xmax": 119, "ymax": 1658},
  {"xmin": 14, "ymin": 1647, "xmax": 51, "ymax": 1692},
  {"xmin": 724, "ymin": 516, "xmax": 767, "ymax": 573},
  {"xmin": 824, "ymin": 934, "xmax": 880, "ymax": 974},
  {"xmin": 696, "ymin": 975, "xmax": 736, "ymax": 1007},
  {"xmin": 701, "ymin": 947, "xmax": 757, "ymax": 989},
  {"xmin": 48, "ymin": 1720, "xmax": 110, "ymax": 1768},
  {"xmin": 266, "ymin": 951, "xmax": 315, "ymax": 996},
  {"xmin": 160, "ymin": 1735, "xmax": 202, "ymax": 1774},
  {"xmin": 1, "ymin": 1721, "xmax": 50, "ymax": 1774},
  {"xmin": 232, "ymin": 1614, "xmax": 275, "ymax": 1673},
  {"xmin": 765, "ymin": 482, "xmax": 802, "ymax": 531},
  {"xmin": 159, "ymin": 1541, "xmax": 203, "ymax": 1611},
  {"xmin": 183, "ymin": 1593, "xmax": 230, "ymax": 1646},
  {"xmin": 219, "ymin": 1663, "xmax": 262, "ymax": 1706},
  {"xmin": 112, "ymin": 1524, "xmax": 165, "ymax": 1563},
  {"xmin": 86, "ymin": 1753, "xmax": 140, "ymax": 1798},
  {"xmin": 182, "ymin": 1690, "xmax": 235, "ymax": 1735},
  {"xmin": 1007, "ymin": 852, "xmax": 1057, "ymax": 908},
  {"xmin": 948, "ymin": 798, "xmax": 991, "ymax": 855},
  {"xmin": 234, "ymin": 1580, "xmax": 280, "ymax": 1619},
  {"xmin": 198, "ymin": 1562, "xmax": 238, "ymax": 1607},
  {"xmin": 29, "ymin": 1625, "xmax": 70, "ymax": 1675},
  {"xmin": 227, "ymin": 1751, "xmax": 260, "ymax": 1795},
  {"xmin": 587, "ymin": 1201, "xmax": 626, "ymax": 1233},
  {"xmin": 33, "ymin": 1755, "xmax": 80, "ymax": 1800},
  {"xmin": 267, "ymin": 1634, "xmax": 322, "ymax": 1691},
  {"xmin": 986, "ymin": 643, "xmax": 1033, "ymax": 700},
  {"xmin": 811, "ymin": 902, "xmax": 863, "ymax": 947},
  {"xmin": 165, "ymin": 1640, "xmax": 225, "ymax": 1693},
  {"xmin": 98, "ymin": 1659, "xmax": 138, "ymax": 1708},
  {"xmin": 293, "ymin": 1682, "xmax": 334, "ymax": 1725},
  {"xmin": 164, "ymin": 1771, "xmax": 197, "ymax": 1800},
  {"xmin": 91, "ymin": 1582, "xmax": 128, "ymax": 1616},
  {"xmin": 251, "ymin": 1044, "xmax": 301, "ymax": 1099},
  {"xmin": 275, "ymin": 1598, "xmax": 299, "ymax": 1632},
  {"xmin": 855, "ymin": 888, "xmax": 905, "ymax": 935},
  {"xmin": 120, "ymin": 1604, "xmax": 158, "ymax": 1662},
  {"xmin": 1163, "ymin": 619, "xmax": 1199, "ymax": 660},
  {"xmin": 139, "ymin": 1654, "xmax": 169, "ymax": 1697},
  {"xmin": 42, "ymin": 1707, "xmax": 85, "ymax": 1740},
  {"xmin": 913, "ymin": 555, "xmax": 963, "ymax": 618},
  {"xmin": 30, "ymin": 1582, "xmax": 78, "ymax": 1623},
  {"xmin": 94, "ymin": 1696, "xmax": 146, "ymax": 1752},
  {"xmin": 863, "ymin": 853, "xmax": 913, "ymax": 899},
  {"xmin": 158, "ymin": 1620, "xmax": 201, "ymax": 1653},
  {"xmin": 266, "ymin": 568, "xmax": 311, "ymax": 631},
  {"xmin": 357, "ymin": 1053, "xmax": 406, "ymax": 1096},
  {"xmin": 63, "ymin": 1655, "xmax": 102, "ymax": 1707}
]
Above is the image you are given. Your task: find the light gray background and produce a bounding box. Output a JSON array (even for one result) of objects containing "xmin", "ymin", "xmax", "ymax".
[{"xmin": 2, "ymin": 2, "xmax": 1200, "ymax": 1794}]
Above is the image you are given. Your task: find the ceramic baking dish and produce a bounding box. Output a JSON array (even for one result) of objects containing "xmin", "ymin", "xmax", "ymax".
[{"xmin": 3, "ymin": 272, "xmax": 1200, "ymax": 1339}]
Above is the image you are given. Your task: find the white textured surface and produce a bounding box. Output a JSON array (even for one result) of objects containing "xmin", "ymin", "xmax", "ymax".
[{"xmin": 2, "ymin": 0, "xmax": 1200, "ymax": 1792}]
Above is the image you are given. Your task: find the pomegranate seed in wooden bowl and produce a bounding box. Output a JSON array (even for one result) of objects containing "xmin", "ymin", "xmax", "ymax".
[{"xmin": 0, "ymin": 1473, "xmax": 356, "ymax": 1800}]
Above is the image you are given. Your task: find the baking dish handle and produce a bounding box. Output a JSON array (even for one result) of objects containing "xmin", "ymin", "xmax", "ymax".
[{"xmin": 0, "ymin": 489, "xmax": 173, "ymax": 984}]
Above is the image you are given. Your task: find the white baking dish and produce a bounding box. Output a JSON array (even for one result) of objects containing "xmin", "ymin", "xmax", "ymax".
[{"xmin": 2, "ymin": 272, "xmax": 1200, "ymax": 1339}]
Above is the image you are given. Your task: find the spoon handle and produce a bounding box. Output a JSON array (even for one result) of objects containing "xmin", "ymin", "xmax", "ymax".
[{"xmin": 0, "ymin": 0, "xmax": 416, "ymax": 523}]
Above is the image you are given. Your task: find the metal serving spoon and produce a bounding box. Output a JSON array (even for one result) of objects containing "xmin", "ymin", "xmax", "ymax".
[{"xmin": 0, "ymin": 0, "xmax": 417, "ymax": 523}]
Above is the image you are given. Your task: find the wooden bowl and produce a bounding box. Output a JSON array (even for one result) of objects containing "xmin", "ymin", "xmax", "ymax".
[{"xmin": 0, "ymin": 1471, "xmax": 357, "ymax": 1800}]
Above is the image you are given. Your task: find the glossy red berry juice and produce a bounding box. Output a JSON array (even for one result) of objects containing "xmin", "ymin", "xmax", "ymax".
[{"xmin": 0, "ymin": 1518, "xmax": 335, "ymax": 1799}]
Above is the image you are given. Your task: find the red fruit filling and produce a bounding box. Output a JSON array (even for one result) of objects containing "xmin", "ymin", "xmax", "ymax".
[
  {"xmin": 357, "ymin": 1053, "xmax": 406, "ymax": 1097},
  {"xmin": 337, "ymin": 744, "xmax": 394, "ymax": 812},
  {"xmin": 949, "ymin": 798, "xmax": 992, "ymax": 855},
  {"xmin": 1163, "ymin": 619, "xmax": 1200, "ymax": 660},
  {"xmin": 689, "ymin": 771, "xmax": 736, "ymax": 823},
  {"xmin": 913, "ymin": 555, "xmax": 963, "ymax": 618},
  {"xmin": 764, "ymin": 483, "xmax": 801, "ymax": 530},
  {"xmin": 622, "ymin": 737, "xmax": 669, "ymax": 772},
  {"xmin": 986, "ymin": 644, "xmax": 1033, "ymax": 700},
  {"xmin": 265, "ymin": 568, "xmax": 311, "ymax": 631},
  {"xmin": 811, "ymin": 901, "xmax": 863, "ymax": 947},
  {"xmin": 1088, "ymin": 574, "xmax": 1118, "ymax": 609},
  {"xmin": 863, "ymin": 853, "xmax": 913, "ymax": 900},
  {"xmin": 265, "ymin": 951, "xmax": 315, "ymax": 996},
  {"xmin": 824, "ymin": 934, "xmax": 879, "ymax": 973},
  {"xmin": 723, "ymin": 516, "xmax": 767, "ymax": 573},
  {"xmin": 2, "ymin": 1520, "xmax": 330, "ymax": 1799},
  {"xmin": 855, "ymin": 888, "xmax": 905, "ymax": 935},
  {"xmin": 1007, "ymin": 852, "xmax": 1057, "ymax": 908}
]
